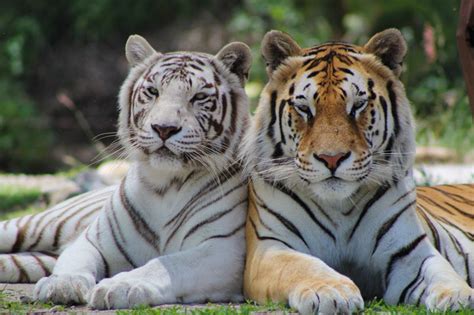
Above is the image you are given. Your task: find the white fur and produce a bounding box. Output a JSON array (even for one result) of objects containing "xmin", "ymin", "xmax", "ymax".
[{"xmin": 28, "ymin": 36, "xmax": 251, "ymax": 309}]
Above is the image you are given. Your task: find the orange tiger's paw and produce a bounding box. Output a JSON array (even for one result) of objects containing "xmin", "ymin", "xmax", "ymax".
[
  {"xmin": 425, "ymin": 284, "xmax": 474, "ymax": 311},
  {"xmin": 288, "ymin": 279, "xmax": 364, "ymax": 315}
]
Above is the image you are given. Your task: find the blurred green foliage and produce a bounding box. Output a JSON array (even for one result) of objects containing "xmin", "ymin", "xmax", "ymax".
[{"xmin": 0, "ymin": 0, "xmax": 472, "ymax": 172}]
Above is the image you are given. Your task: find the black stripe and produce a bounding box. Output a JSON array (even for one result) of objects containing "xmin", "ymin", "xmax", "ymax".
[
  {"xmin": 249, "ymin": 217, "xmax": 295, "ymax": 249},
  {"xmin": 348, "ymin": 184, "xmax": 390, "ymax": 240},
  {"xmin": 417, "ymin": 208, "xmax": 441, "ymax": 250},
  {"xmin": 11, "ymin": 255, "xmax": 31, "ymax": 283},
  {"xmin": 203, "ymin": 222, "xmax": 245, "ymax": 242},
  {"xmin": 372, "ymin": 200, "xmax": 416, "ymax": 254},
  {"xmin": 119, "ymin": 180, "xmax": 160, "ymax": 251},
  {"xmin": 278, "ymin": 100, "xmax": 287, "ymax": 144},
  {"xmin": 85, "ymin": 231, "xmax": 110, "ymax": 278},
  {"xmin": 273, "ymin": 182, "xmax": 335, "ymax": 241},
  {"xmin": 165, "ymin": 165, "xmax": 240, "ymax": 228},
  {"xmin": 165, "ymin": 181, "xmax": 246, "ymax": 249},
  {"xmin": 267, "ymin": 91, "xmax": 278, "ymax": 140},
  {"xmin": 431, "ymin": 186, "xmax": 474, "ymax": 206},
  {"xmin": 439, "ymin": 223, "xmax": 471, "ymax": 284},
  {"xmin": 385, "ymin": 234, "xmax": 427, "ymax": 285},
  {"xmin": 180, "ymin": 199, "xmax": 246, "ymax": 246},
  {"xmin": 379, "ymin": 95, "xmax": 389, "ymax": 146},
  {"xmin": 339, "ymin": 68, "xmax": 354, "ymax": 75},
  {"xmin": 254, "ymin": 192, "xmax": 309, "ymax": 249},
  {"xmin": 30, "ymin": 253, "xmax": 53, "ymax": 276},
  {"xmin": 386, "ymin": 81, "xmax": 400, "ymax": 136},
  {"xmin": 104, "ymin": 217, "xmax": 136, "ymax": 268},
  {"xmin": 398, "ymin": 255, "xmax": 434, "ymax": 304}
]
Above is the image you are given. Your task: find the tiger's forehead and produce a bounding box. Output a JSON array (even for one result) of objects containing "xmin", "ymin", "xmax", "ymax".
[
  {"xmin": 280, "ymin": 43, "xmax": 368, "ymax": 103},
  {"xmin": 145, "ymin": 52, "xmax": 216, "ymax": 87}
]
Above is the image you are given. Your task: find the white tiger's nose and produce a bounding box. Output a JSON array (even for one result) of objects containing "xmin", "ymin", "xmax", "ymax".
[{"xmin": 151, "ymin": 124, "xmax": 181, "ymax": 140}]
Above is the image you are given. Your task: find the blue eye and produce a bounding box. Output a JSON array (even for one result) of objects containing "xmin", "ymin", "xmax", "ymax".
[
  {"xmin": 147, "ymin": 87, "xmax": 159, "ymax": 96},
  {"xmin": 192, "ymin": 93, "xmax": 208, "ymax": 102}
]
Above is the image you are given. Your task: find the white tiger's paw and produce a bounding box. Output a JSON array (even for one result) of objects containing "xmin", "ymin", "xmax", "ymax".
[
  {"xmin": 34, "ymin": 274, "xmax": 95, "ymax": 305},
  {"xmin": 425, "ymin": 284, "xmax": 474, "ymax": 311},
  {"xmin": 88, "ymin": 277, "xmax": 174, "ymax": 309},
  {"xmin": 288, "ymin": 279, "xmax": 364, "ymax": 315}
]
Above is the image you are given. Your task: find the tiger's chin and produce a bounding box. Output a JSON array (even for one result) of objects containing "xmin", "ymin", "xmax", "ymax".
[
  {"xmin": 147, "ymin": 148, "xmax": 187, "ymax": 171},
  {"xmin": 309, "ymin": 178, "xmax": 360, "ymax": 201}
]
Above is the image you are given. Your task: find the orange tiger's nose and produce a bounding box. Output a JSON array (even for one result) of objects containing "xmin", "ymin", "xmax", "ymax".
[
  {"xmin": 151, "ymin": 124, "xmax": 181, "ymax": 140},
  {"xmin": 314, "ymin": 152, "xmax": 351, "ymax": 171}
]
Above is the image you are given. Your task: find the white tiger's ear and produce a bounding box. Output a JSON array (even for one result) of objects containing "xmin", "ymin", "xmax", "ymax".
[
  {"xmin": 364, "ymin": 28, "xmax": 407, "ymax": 77},
  {"xmin": 125, "ymin": 35, "xmax": 157, "ymax": 67},
  {"xmin": 216, "ymin": 42, "xmax": 252, "ymax": 86},
  {"xmin": 262, "ymin": 30, "xmax": 301, "ymax": 75}
]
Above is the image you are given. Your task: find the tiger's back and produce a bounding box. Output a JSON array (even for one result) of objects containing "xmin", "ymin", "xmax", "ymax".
[{"xmin": 417, "ymin": 183, "xmax": 474, "ymax": 285}]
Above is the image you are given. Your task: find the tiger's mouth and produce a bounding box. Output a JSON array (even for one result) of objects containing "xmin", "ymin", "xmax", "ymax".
[
  {"xmin": 154, "ymin": 146, "xmax": 178, "ymax": 158},
  {"xmin": 309, "ymin": 177, "xmax": 361, "ymax": 200}
]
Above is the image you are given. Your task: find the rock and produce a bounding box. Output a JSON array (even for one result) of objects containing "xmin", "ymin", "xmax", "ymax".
[
  {"xmin": 415, "ymin": 146, "xmax": 457, "ymax": 163},
  {"xmin": 0, "ymin": 174, "xmax": 80, "ymax": 205},
  {"xmin": 96, "ymin": 160, "xmax": 130, "ymax": 185}
]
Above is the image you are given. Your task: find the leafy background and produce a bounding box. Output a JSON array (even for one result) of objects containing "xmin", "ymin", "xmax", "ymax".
[{"xmin": 0, "ymin": 0, "xmax": 472, "ymax": 173}]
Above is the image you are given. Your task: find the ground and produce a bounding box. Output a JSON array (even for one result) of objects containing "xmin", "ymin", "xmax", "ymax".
[{"xmin": 0, "ymin": 160, "xmax": 473, "ymax": 314}]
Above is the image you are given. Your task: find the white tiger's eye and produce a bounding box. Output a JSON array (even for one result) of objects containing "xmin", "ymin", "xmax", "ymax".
[
  {"xmin": 147, "ymin": 87, "xmax": 159, "ymax": 96},
  {"xmin": 192, "ymin": 92, "xmax": 208, "ymax": 102}
]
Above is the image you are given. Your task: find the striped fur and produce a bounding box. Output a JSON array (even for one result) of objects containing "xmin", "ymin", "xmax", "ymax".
[
  {"xmin": 0, "ymin": 35, "xmax": 251, "ymax": 309},
  {"xmin": 242, "ymin": 29, "xmax": 473, "ymax": 314}
]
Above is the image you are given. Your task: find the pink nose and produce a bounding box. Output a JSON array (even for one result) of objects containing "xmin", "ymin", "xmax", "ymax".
[
  {"xmin": 151, "ymin": 124, "xmax": 181, "ymax": 140},
  {"xmin": 314, "ymin": 152, "xmax": 350, "ymax": 171}
]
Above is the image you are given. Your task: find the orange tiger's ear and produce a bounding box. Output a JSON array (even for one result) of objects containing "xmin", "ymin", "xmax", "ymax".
[
  {"xmin": 125, "ymin": 35, "xmax": 157, "ymax": 67},
  {"xmin": 216, "ymin": 42, "xmax": 252, "ymax": 86},
  {"xmin": 261, "ymin": 30, "xmax": 301, "ymax": 76},
  {"xmin": 364, "ymin": 28, "xmax": 407, "ymax": 77}
]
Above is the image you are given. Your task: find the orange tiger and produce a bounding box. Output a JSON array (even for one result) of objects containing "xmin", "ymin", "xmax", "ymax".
[{"xmin": 242, "ymin": 29, "xmax": 473, "ymax": 314}]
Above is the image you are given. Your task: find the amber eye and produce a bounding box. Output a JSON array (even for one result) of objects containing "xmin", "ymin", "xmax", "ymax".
[
  {"xmin": 349, "ymin": 99, "xmax": 368, "ymax": 118},
  {"xmin": 147, "ymin": 87, "xmax": 159, "ymax": 96},
  {"xmin": 192, "ymin": 92, "xmax": 208, "ymax": 102},
  {"xmin": 294, "ymin": 103, "xmax": 313, "ymax": 120}
]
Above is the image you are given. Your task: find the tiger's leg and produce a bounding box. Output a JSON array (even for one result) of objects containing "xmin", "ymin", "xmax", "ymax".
[
  {"xmin": 243, "ymin": 200, "xmax": 364, "ymax": 315},
  {"xmin": 34, "ymin": 221, "xmax": 109, "ymax": 305},
  {"xmin": 381, "ymin": 234, "xmax": 473, "ymax": 310},
  {"xmin": 0, "ymin": 252, "xmax": 56, "ymax": 283},
  {"xmin": 88, "ymin": 237, "xmax": 245, "ymax": 309}
]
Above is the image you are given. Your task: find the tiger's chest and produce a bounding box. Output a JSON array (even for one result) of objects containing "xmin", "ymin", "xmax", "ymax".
[
  {"xmin": 252, "ymin": 178, "xmax": 403, "ymax": 298},
  {"xmin": 123, "ymin": 168, "xmax": 247, "ymax": 255}
]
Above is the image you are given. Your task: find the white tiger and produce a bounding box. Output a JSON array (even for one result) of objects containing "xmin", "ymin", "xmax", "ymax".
[{"xmin": 0, "ymin": 34, "xmax": 252, "ymax": 309}]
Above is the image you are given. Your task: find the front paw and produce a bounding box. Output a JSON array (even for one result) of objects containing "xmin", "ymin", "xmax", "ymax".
[
  {"xmin": 425, "ymin": 283, "xmax": 474, "ymax": 311},
  {"xmin": 34, "ymin": 274, "xmax": 95, "ymax": 305},
  {"xmin": 89, "ymin": 277, "xmax": 173, "ymax": 309},
  {"xmin": 288, "ymin": 277, "xmax": 364, "ymax": 315}
]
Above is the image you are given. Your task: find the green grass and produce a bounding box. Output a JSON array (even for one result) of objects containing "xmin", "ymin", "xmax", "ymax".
[
  {"xmin": 0, "ymin": 185, "xmax": 45, "ymax": 220},
  {"xmin": 0, "ymin": 185, "xmax": 42, "ymax": 213},
  {"xmin": 117, "ymin": 301, "xmax": 292, "ymax": 315},
  {"xmin": 1, "ymin": 289, "xmax": 473, "ymax": 314},
  {"xmin": 0, "ymin": 290, "xmax": 64, "ymax": 314},
  {"xmin": 112, "ymin": 300, "xmax": 474, "ymax": 315},
  {"xmin": 415, "ymin": 97, "xmax": 474, "ymax": 161}
]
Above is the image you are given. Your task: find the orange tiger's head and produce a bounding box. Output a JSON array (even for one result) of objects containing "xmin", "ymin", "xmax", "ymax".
[{"xmin": 244, "ymin": 29, "xmax": 415, "ymax": 200}]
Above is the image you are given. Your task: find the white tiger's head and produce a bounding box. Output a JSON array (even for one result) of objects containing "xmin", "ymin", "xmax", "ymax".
[
  {"xmin": 244, "ymin": 29, "xmax": 415, "ymax": 200},
  {"xmin": 118, "ymin": 35, "xmax": 251, "ymax": 171}
]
